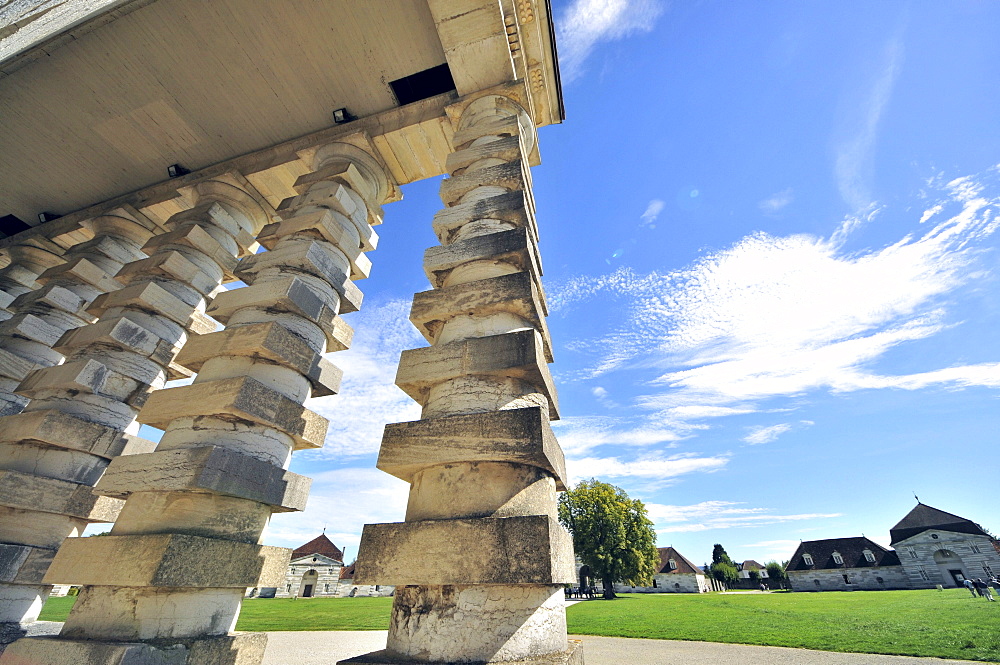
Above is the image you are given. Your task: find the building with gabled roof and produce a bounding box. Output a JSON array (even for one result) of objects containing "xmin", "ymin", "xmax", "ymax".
[
  {"xmin": 612, "ymin": 546, "xmax": 707, "ymax": 594},
  {"xmin": 786, "ymin": 536, "xmax": 909, "ymax": 591},
  {"xmin": 890, "ymin": 503, "xmax": 1000, "ymax": 588}
]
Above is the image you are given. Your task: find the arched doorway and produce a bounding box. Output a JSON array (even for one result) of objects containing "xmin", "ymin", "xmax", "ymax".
[
  {"xmin": 933, "ymin": 549, "xmax": 968, "ymax": 587},
  {"xmin": 299, "ymin": 569, "xmax": 319, "ymax": 597},
  {"xmin": 578, "ymin": 565, "xmax": 591, "ymax": 589}
]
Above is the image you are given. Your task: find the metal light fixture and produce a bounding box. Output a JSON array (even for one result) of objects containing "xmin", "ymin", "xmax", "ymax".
[
  {"xmin": 332, "ymin": 108, "xmax": 353, "ymax": 124},
  {"xmin": 167, "ymin": 163, "xmax": 190, "ymax": 178},
  {"xmin": 37, "ymin": 212, "xmax": 59, "ymax": 223}
]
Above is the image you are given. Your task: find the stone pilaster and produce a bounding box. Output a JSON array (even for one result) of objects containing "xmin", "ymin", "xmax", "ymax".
[
  {"xmin": 2, "ymin": 145, "xmax": 391, "ymax": 665},
  {"xmin": 345, "ymin": 96, "xmax": 581, "ymax": 665},
  {"xmin": 0, "ymin": 178, "xmax": 267, "ymax": 656},
  {"xmin": 0, "ymin": 210, "xmax": 155, "ymax": 417}
]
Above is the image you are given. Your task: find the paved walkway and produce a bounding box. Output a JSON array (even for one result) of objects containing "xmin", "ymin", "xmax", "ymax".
[{"xmin": 261, "ymin": 631, "xmax": 976, "ymax": 665}]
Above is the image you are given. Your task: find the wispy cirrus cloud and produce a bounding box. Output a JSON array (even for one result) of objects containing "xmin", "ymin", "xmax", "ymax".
[
  {"xmin": 646, "ymin": 500, "xmax": 841, "ymax": 535},
  {"xmin": 758, "ymin": 188, "xmax": 793, "ymax": 214},
  {"xmin": 552, "ymin": 167, "xmax": 1000, "ymax": 429},
  {"xmin": 305, "ymin": 298, "xmax": 423, "ymax": 458},
  {"xmin": 834, "ymin": 32, "xmax": 904, "ymax": 211},
  {"xmin": 556, "ymin": 0, "xmax": 664, "ymax": 82},
  {"xmin": 640, "ymin": 199, "xmax": 666, "ymax": 227},
  {"xmin": 569, "ymin": 452, "xmax": 729, "ymax": 485},
  {"xmin": 742, "ymin": 423, "xmax": 792, "ymax": 445}
]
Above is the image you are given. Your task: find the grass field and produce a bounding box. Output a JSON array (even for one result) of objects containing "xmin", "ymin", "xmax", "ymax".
[{"xmin": 39, "ymin": 589, "xmax": 1000, "ymax": 661}]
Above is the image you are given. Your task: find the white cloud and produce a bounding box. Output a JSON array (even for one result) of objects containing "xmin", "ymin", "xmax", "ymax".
[
  {"xmin": 758, "ymin": 188, "xmax": 793, "ymax": 214},
  {"xmin": 640, "ymin": 199, "xmax": 665, "ymax": 227},
  {"xmin": 742, "ymin": 423, "xmax": 792, "ymax": 445},
  {"xmin": 834, "ymin": 33, "xmax": 904, "ymax": 211},
  {"xmin": 552, "ymin": 167, "xmax": 1000, "ymax": 430},
  {"xmin": 557, "ymin": 0, "xmax": 664, "ymax": 82},
  {"xmin": 646, "ymin": 500, "xmax": 841, "ymax": 534},
  {"xmin": 305, "ymin": 298, "xmax": 424, "ymax": 458},
  {"xmin": 739, "ymin": 539, "xmax": 803, "ymax": 561},
  {"xmin": 552, "ymin": 415, "xmax": 684, "ymax": 456},
  {"xmin": 568, "ymin": 452, "xmax": 729, "ymax": 485}
]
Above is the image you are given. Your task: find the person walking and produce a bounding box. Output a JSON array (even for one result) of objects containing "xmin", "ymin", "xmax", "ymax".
[
  {"xmin": 973, "ymin": 578, "xmax": 995, "ymax": 601},
  {"xmin": 964, "ymin": 578, "xmax": 977, "ymax": 597}
]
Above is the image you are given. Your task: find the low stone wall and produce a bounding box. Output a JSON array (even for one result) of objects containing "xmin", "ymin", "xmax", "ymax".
[
  {"xmin": 788, "ymin": 565, "xmax": 911, "ymax": 591},
  {"xmin": 614, "ymin": 573, "xmax": 706, "ymax": 593}
]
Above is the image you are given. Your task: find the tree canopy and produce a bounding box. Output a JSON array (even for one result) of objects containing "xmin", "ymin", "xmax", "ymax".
[{"xmin": 557, "ymin": 479, "xmax": 660, "ymax": 599}]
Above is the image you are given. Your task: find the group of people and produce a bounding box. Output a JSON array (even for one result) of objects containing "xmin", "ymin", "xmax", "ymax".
[
  {"xmin": 565, "ymin": 586, "xmax": 600, "ymax": 599},
  {"xmin": 963, "ymin": 577, "xmax": 998, "ymax": 601}
]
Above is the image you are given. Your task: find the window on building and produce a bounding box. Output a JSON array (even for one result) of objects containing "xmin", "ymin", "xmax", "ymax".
[
  {"xmin": 930, "ymin": 534, "xmax": 939, "ymax": 540},
  {"xmin": 863, "ymin": 550, "xmax": 876, "ymax": 563},
  {"xmin": 803, "ymin": 553, "xmax": 814, "ymax": 566},
  {"xmin": 652, "ymin": 579, "xmax": 658, "ymax": 588},
  {"xmin": 286, "ymin": 584, "xmax": 292, "ymax": 593},
  {"xmin": 970, "ymin": 542, "xmax": 982, "ymax": 554},
  {"xmin": 876, "ymin": 576, "xmax": 885, "ymax": 585},
  {"xmin": 330, "ymin": 568, "xmax": 336, "ymax": 574},
  {"xmin": 674, "ymin": 583, "xmax": 681, "ymax": 590},
  {"xmin": 668, "ymin": 559, "xmax": 677, "ymax": 570},
  {"xmin": 813, "ymin": 579, "xmax": 821, "ymax": 587},
  {"xmin": 842, "ymin": 574, "xmax": 852, "ymax": 584},
  {"xmin": 832, "ymin": 552, "xmax": 844, "ymax": 565},
  {"xmin": 984, "ymin": 564, "xmax": 994, "ymax": 576},
  {"xmin": 324, "ymin": 584, "xmax": 329, "ymax": 592},
  {"xmin": 907, "ymin": 548, "xmax": 917, "ymax": 559},
  {"xmin": 918, "ymin": 568, "xmax": 929, "ymax": 581}
]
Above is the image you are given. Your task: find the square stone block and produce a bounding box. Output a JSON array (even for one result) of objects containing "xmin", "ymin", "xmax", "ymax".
[
  {"xmin": 115, "ymin": 251, "xmax": 219, "ymax": 297},
  {"xmin": 0, "ymin": 409, "xmax": 124, "ymax": 457},
  {"xmin": 445, "ymin": 133, "xmax": 526, "ymax": 175},
  {"xmin": 410, "ymin": 272, "xmax": 552, "ymax": 361},
  {"xmin": 378, "ymin": 407, "xmax": 566, "ymax": 490},
  {"xmin": 138, "ymin": 376, "xmax": 328, "ymax": 450},
  {"xmin": 3, "ymin": 631, "xmax": 268, "ymax": 665},
  {"xmin": 355, "ymin": 515, "xmax": 575, "ymax": 586},
  {"xmin": 0, "ymin": 543, "xmax": 55, "ymax": 585},
  {"xmin": 423, "ymin": 227, "xmax": 542, "ymax": 289},
  {"xmin": 142, "ymin": 223, "xmax": 239, "ymax": 278},
  {"xmin": 53, "ymin": 316, "xmax": 161, "ymax": 361},
  {"xmin": 166, "ymin": 202, "xmax": 259, "ymax": 257},
  {"xmin": 340, "ymin": 640, "xmax": 583, "ymax": 665},
  {"xmin": 96, "ymin": 445, "xmax": 310, "ymax": 512},
  {"xmin": 87, "ymin": 281, "xmax": 207, "ymax": 334},
  {"xmin": 0, "ymin": 469, "xmax": 121, "ymax": 522},
  {"xmin": 234, "ymin": 241, "xmax": 366, "ymax": 309},
  {"xmin": 9, "ymin": 283, "xmax": 86, "ymax": 316},
  {"xmin": 207, "ymin": 274, "xmax": 358, "ymax": 334},
  {"xmin": 37, "ymin": 256, "xmax": 121, "ymax": 293},
  {"xmin": 284, "ymin": 168, "xmax": 383, "ymax": 229},
  {"xmin": 18, "ymin": 358, "xmax": 151, "ymax": 408},
  {"xmin": 0, "ymin": 346, "xmax": 40, "ymax": 383},
  {"xmin": 433, "ymin": 190, "xmax": 537, "ymax": 245},
  {"xmin": 256, "ymin": 209, "xmax": 372, "ymax": 279},
  {"xmin": 439, "ymin": 159, "xmax": 529, "ymax": 207},
  {"xmin": 395, "ymin": 329, "xmax": 559, "ymax": 419},
  {"xmin": 177, "ymin": 321, "xmax": 342, "ymax": 397},
  {"xmin": 0, "ymin": 312, "xmax": 63, "ymax": 346},
  {"xmin": 44, "ymin": 534, "xmax": 290, "ymax": 588}
]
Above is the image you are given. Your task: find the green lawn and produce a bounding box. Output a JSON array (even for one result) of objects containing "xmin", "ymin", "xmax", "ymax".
[{"xmin": 39, "ymin": 589, "xmax": 1000, "ymax": 661}]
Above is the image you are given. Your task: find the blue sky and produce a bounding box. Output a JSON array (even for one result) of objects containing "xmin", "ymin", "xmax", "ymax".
[{"xmin": 144, "ymin": 0, "xmax": 1000, "ymax": 568}]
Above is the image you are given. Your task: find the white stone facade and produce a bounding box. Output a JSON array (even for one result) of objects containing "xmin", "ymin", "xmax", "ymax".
[
  {"xmin": 274, "ymin": 554, "xmax": 342, "ymax": 598},
  {"xmin": 788, "ymin": 565, "xmax": 911, "ymax": 591},
  {"xmin": 614, "ymin": 572, "xmax": 706, "ymax": 594},
  {"xmin": 895, "ymin": 532, "xmax": 1000, "ymax": 588}
]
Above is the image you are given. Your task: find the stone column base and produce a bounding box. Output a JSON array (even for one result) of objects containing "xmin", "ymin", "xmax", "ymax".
[
  {"xmin": 339, "ymin": 640, "xmax": 583, "ymax": 665},
  {"xmin": 0, "ymin": 632, "xmax": 266, "ymax": 665}
]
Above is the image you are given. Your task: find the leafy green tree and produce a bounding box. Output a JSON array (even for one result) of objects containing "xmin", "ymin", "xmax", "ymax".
[
  {"xmin": 711, "ymin": 543, "xmax": 734, "ymax": 566},
  {"xmin": 765, "ymin": 561, "xmax": 787, "ymax": 589},
  {"xmin": 558, "ymin": 479, "xmax": 660, "ymax": 599},
  {"xmin": 709, "ymin": 561, "xmax": 738, "ymax": 587},
  {"xmin": 748, "ymin": 569, "xmax": 761, "ymax": 583}
]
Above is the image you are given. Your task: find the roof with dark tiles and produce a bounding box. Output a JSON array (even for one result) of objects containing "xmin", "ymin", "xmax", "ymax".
[
  {"xmin": 656, "ymin": 547, "xmax": 702, "ymax": 575},
  {"xmin": 787, "ymin": 536, "xmax": 901, "ymax": 572},
  {"xmin": 890, "ymin": 503, "xmax": 991, "ymax": 544},
  {"xmin": 291, "ymin": 533, "xmax": 344, "ymax": 562}
]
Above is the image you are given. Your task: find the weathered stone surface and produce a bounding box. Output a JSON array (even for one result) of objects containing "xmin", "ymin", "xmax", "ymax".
[
  {"xmin": 355, "ymin": 515, "xmax": 575, "ymax": 586},
  {"xmin": 36, "ymin": 256, "xmax": 121, "ymax": 293},
  {"xmin": 138, "ymin": 376, "xmax": 329, "ymax": 450},
  {"xmin": 87, "ymin": 281, "xmax": 209, "ymax": 333},
  {"xmin": 395, "ymin": 330, "xmax": 558, "ymax": 418},
  {"xmin": 444, "ymin": 134, "xmax": 526, "ymax": 175},
  {"xmin": 255, "ymin": 210, "xmax": 372, "ymax": 280},
  {"xmin": 439, "ymin": 160, "xmax": 529, "ymax": 207},
  {"xmin": 52, "ymin": 317, "xmax": 168, "ymax": 365},
  {"xmin": 379, "ymin": 407, "xmax": 566, "ymax": 490},
  {"xmin": 0, "ymin": 470, "xmax": 121, "ymax": 522},
  {"xmin": 0, "ymin": 544, "xmax": 55, "ymax": 585},
  {"xmin": 423, "ymin": 227, "xmax": 542, "ymax": 289},
  {"xmin": 17, "ymin": 358, "xmax": 152, "ymax": 408},
  {"xmin": 0, "ymin": 313, "xmax": 63, "ymax": 346},
  {"xmin": 433, "ymin": 190, "xmax": 537, "ymax": 244},
  {"xmin": 342, "ymin": 636, "xmax": 582, "ymax": 665},
  {"xmin": 0, "ymin": 348, "xmax": 41, "ymax": 384},
  {"xmin": 177, "ymin": 321, "xmax": 342, "ymax": 397},
  {"xmin": 1, "ymin": 632, "xmax": 267, "ymax": 664},
  {"xmin": 283, "ymin": 169, "xmax": 383, "ymax": 231},
  {"xmin": 410, "ymin": 272, "xmax": 551, "ymax": 361},
  {"xmin": 8, "ymin": 284, "xmax": 86, "ymax": 318},
  {"xmin": 96, "ymin": 446, "xmax": 310, "ymax": 512},
  {"xmin": 141, "ymin": 223, "xmax": 239, "ymax": 278},
  {"xmin": 115, "ymin": 252, "xmax": 218, "ymax": 297},
  {"xmin": 0, "ymin": 410, "xmax": 122, "ymax": 457},
  {"xmin": 44, "ymin": 535, "xmax": 289, "ymax": 588}
]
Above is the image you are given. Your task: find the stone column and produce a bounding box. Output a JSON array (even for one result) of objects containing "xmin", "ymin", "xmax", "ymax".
[
  {"xmin": 0, "ymin": 241, "xmax": 65, "ymax": 324},
  {"xmin": 0, "ymin": 178, "xmax": 266, "ymax": 657},
  {"xmin": 3, "ymin": 145, "xmax": 390, "ymax": 665},
  {"xmin": 346, "ymin": 96, "xmax": 581, "ymax": 665},
  {"xmin": 0, "ymin": 210, "xmax": 155, "ymax": 417}
]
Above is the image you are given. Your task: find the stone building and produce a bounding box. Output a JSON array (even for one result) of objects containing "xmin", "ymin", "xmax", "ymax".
[
  {"xmin": 273, "ymin": 533, "xmax": 344, "ymax": 599},
  {"xmin": 612, "ymin": 546, "xmax": 707, "ymax": 594},
  {"xmin": 336, "ymin": 561, "xmax": 394, "ymax": 599},
  {"xmin": 890, "ymin": 503, "xmax": 1000, "ymax": 588},
  {"xmin": 786, "ymin": 537, "xmax": 910, "ymax": 591},
  {"xmin": 0, "ymin": 2, "xmax": 578, "ymax": 664}
]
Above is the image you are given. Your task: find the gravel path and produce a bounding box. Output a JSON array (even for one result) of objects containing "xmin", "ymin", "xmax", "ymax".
[{"xmin": 261, "ymin": 631, "xmax": 977, "ymax": 665}]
